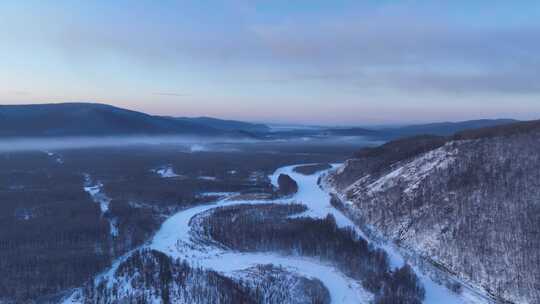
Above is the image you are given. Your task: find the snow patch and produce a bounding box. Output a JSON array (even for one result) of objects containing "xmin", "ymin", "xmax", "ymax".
[
  {"xmin": 14, "ymin": 208, "xmax": 34, "ymax": 221},
  {"xmin": 44, "ymin": 150, "xmax": 64, "ymax": 164},
  {"xmin": 83, "ymin": 175, "xmax": 110, "ymax": 214},
  {"xmin": 198, "ymin": 191, "xmax": 239, "ymax": 198},
  {"xmin": 152, "ymin": 165, "xmax": 180, "ymax": 178},
  {"xmin": 358, "ymin": 144, "xmax": 458, "ymax": 197},
  {"xmin": 83, "ymin": 174, "xmax": 119, "ymax": 238},
  {"xmin": 189, "ymin": 144, "xmax": 207, "ymax": 152}
]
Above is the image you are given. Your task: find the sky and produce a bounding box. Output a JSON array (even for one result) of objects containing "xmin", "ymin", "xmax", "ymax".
[{"xmin": 0, "ymin": 0, "xmax": 539, "ymax": 125}]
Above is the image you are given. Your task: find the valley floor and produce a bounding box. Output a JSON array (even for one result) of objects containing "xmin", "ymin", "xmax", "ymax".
[{"xmin": 63, "ymin": 164, "xmax": 482, "ymax": 304}]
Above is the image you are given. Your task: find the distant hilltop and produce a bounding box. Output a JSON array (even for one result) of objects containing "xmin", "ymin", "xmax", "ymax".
[
  {"xmin": 0, "ymin": 102, "xmax": 521, "ymax": 140},
  {"xmin": 0, "ymin": 103, "xmax": 267, "ymax": 138}
]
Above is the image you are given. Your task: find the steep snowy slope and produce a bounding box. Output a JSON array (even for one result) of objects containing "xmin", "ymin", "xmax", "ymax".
[{"xmin": 327, "ymin": 124, "xmax": 540, "ymax": 303}]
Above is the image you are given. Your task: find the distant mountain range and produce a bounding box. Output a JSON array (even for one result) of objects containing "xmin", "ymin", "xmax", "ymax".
[
  {"xmin": 0, "ymin": 103, "xmax": 263, "ymax": 138},
  {"xmin": 261, "ymin": 120, "xmax": 520, "ymax": 141},
  {"xmin": 321, "ymin": 119, "xmax": 518, "ymax": 140},
  {"xmin": 172, "ymin": 116, "xmax": 270, "ymax": 133},
  {"xmin": 377, "ymin": 119, "xmax": 519, "ymax": 139},
  {"xmin": 0, "ymin": 102, "xmax": 523, "ymax": 140}
]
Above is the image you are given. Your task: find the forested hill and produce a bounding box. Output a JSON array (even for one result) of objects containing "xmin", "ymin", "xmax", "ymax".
[
  {"xmin": 327, "ymin": 119, "xmax": 540, "ymax": 303},
  {"xmin": 377, "ymin": 118, "xmax": 518, "ymax": 139},
  {"xmin": 0, "ymin": 103, "xmax": 261, "ymax": 138},
  {"xmin": 263, "ymin": 119, "xmax": 519, "ymax": 141},
  {"xmin": 0, "ymin": 102, "xmax": 519, "ymax": 142},
  {"xmin": 173, "ymin": 116, "xmax": 270, "ymax": 133}
]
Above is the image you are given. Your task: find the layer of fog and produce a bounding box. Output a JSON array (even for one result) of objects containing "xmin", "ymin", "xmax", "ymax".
[
  {"xmin": 0, "ymin": 135, "xmax": 258, "ymax": 152},
  {"xmin": 0, "ymin": 135, "xmax": 384, "ymax": 153}
]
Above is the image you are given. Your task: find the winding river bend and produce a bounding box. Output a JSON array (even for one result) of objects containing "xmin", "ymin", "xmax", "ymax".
[
  {"xmin": 148, "ymin": 164, "xmax": 370, "ymax": 303},
  {"xmin": 65, "ymin": 164, "xmax": 469, "ymax": 304}
]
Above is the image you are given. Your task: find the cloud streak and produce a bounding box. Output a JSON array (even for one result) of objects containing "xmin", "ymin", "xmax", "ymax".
[
  {"xmin": 250, "ymin": 17, "xmax": 540, "ymax": 94},
  {"xmin": 44, "ymin": 3, "xmax": 540, "ymax": 95}
]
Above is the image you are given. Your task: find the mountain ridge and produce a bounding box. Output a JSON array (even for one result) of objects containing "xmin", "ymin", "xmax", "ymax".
[
  {"xmin": 326, "ymin": 119, "xmax": 540, "ymax": 303},
  {"xmin": 0, "ymin": 103, "xmax": 262, "ymax": 138},
  {"xmin": 172, "ymin": 116, "xmax": 270, "ymax": 133},
  {"xmin": 0, "ymin": 102, "xmax": 526, "ymax": 142}
]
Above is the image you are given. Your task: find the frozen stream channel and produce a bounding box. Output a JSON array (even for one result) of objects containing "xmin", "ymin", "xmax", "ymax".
[
  {"xmin": 149, "ymin": 164, "xmax": 370, "ymax": 303},
  {"xmin": 65, "ymin": 163, "xmax": 473, "ymax": 304}
]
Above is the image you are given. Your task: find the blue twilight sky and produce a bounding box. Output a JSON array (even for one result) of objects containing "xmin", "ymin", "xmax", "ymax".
[{"xmin": 1, "ymin": 0, "xmax": 539, "ymax": 125}]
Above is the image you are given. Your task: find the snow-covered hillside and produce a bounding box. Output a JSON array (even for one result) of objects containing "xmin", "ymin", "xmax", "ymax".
[{"xmin": 327, "ymin": 130, "xmax": 540, "ymax": 304}]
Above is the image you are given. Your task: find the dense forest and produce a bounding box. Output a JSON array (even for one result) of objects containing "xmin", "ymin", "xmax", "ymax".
[
  {"xmin": 293, "ymin": 163, "xmax": 332, "ymax": 175},
  {"xmin": 276, "ymin": 174, "xmax": 298, "ymax": 196},
  {"xmin": 76, "ymin": 249, "xmax": 330, "ymax": 304},
  {"xmin": 196, "ymin": 203, "xmax": 425, "ymax": 304},
  {"xmin": 0, "ymin": 145, "xmax": 349, "ymax": 303}
]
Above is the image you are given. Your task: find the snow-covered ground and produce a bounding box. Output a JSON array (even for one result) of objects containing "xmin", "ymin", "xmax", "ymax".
[
  {"xmin": 348, "ymin": 144, "xmax": 458, "ymax": 197},
  {"xmin": 278, "ymin": 164, "xmax": 475, "ymax": 304},
  {"xmin": 44, "ymin": 150, "xmax": 64, "ymax": 164},
  {"xmin": 66, "ymin": 163, "xmax": 474, "ymax": 304},
  {"xmin": 148, "ymin": 167, "xmax": 371, "ymax": 303},
  {"xmin": 189, "ymin": 144, "xmax": 207, "ymax": 152},
  {"xmin": 205, "ymin": 253, "xmax": 370, "ymax": 303},
  {"xmin": 198, "ymin": 191, "xmax": 240, "ymax": 197},
  {"xmin": 152, "ymin": 165, "xmax": 180, "ymax": 178},
  {"xmin": 83, "ymin": 174, "xmax": 119, "ymax": 238},
  {"xmin": 83, "ymin": 175, "xmax": 110, "ymax": 214}
]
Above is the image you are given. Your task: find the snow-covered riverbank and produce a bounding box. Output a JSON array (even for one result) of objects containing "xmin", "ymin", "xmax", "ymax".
[
  {"xmin": 148, "ymin": 164, "xmax": 371, "ymax": 303},
  {"xmin": 64, "ymin": 163, "xmax": 473, "ymax": 304},
  {"xmin": 276, "ymin": 165, "xmax": 473, "ymax": 304}
]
